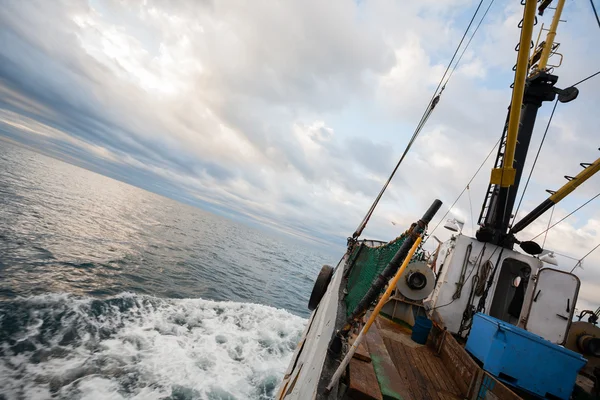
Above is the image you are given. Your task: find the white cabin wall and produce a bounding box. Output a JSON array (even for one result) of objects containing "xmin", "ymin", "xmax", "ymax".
[{"xmin": 424, "ymin": 234, "xmax": 542, "ymax": 336}]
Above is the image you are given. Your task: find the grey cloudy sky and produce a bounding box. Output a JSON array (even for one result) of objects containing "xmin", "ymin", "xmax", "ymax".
[{"xmin": 1, "ymin": 1, "xmax": 600, "ymax": 307}]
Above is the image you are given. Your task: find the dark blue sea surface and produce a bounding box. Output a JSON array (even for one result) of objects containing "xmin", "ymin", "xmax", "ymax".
[{"xmin": 0, "ymin": 141, "xmax": 335, "ymax": 399}]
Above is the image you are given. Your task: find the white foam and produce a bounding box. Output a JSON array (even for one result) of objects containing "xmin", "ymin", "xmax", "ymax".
[{"xmin": 0, "ymin": 293, "xmax": 306, "ymax": 399}]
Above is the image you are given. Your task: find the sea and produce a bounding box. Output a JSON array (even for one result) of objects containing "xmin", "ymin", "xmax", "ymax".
[{"xmin": 0, "ymin": 141, "xmax": 336, "ymax": 400}]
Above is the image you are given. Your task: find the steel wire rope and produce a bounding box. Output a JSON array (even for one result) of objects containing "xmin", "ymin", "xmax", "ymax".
[
  {"xmin": 511, "ymin": 99, "xmax": 558, "ymax": 227},
  {"xmin": 542, "ymin": 204, "xmax": 555, "ymax": 249},
  {"xmin": 570, "ymin": 243, "xmax": 600, "ymax": 273},
  {"xmin": 572, "ymin": 69, "xmax": 600, "ymax": 87},
  {"xmin": 352, "ymin": 0, "xmax": 487, "ymax": 239},
  {"xmin": 426, "ymin": 0, "xmax": 531, "ymax": 244},
  {"xmin": 530, "ymin": 192, "xmax": 600, "ymax": 241},
  {"xmin": 445, "ymin": 0, "xmax": 497, "ymax": 84},
  {"xmin": 424, "ymin": 137, "xmax": 501, "ymax": 244},
  {"xmin": 509, "ymin": 67, "xmax": 600, "ymax": 230},
  {"xmin": 590, "ymin": 0, "xmax": 600, "ymax": 30}
]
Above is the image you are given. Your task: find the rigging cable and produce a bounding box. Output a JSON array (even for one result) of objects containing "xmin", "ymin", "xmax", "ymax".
[
  {"xmin": 424, "ymin": 137, "xmax": 501, "ymax": 244},
  {"xmin": 445, "ymin": 0, "xmax": 497, "ymax": 84},
  {"xmin": 428, "ymin": 0, "xmax": 532, "ymax": 243},
  {"xmin": 530, "ymin": 191, "xmax": 600, "ymax": 241},
  {"xmin": 509, "ymin": 67, "xmax": 599, "ymax": 230},
  {"xmin": 590, "ymin": 0, "xmax": 600, "ymax": 30},
  {"xmin": 512, "ymin": 99, "xmax": 558, "ymax": 227},
  {"xmin": 467, "ymin": 185, "xmax": 475, "ymax": 235},
  {"xmin": 352, "ymin": 0, "xmax": 487, "ymax": 239},
  {"xmin": 542, "ymin": 205, "xmax": 555, "ymax": 249},
  {"xmin": 570, "ymin": 243, "xmax": 600, "ymax": 273},
  {"xmin": 572, "ymin": 69, "xmax": 600, "ymax": 87}
]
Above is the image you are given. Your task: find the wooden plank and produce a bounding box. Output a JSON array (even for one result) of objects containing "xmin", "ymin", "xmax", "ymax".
[
  {"xmin": 439, "ymin": 393, "xmax": 462, "ymax": 400},
  {"xmin": 439, "ymin": 332, "xmax": 479, "ymax": 396},
  {"xmin": 348, "ymin": 358, "xmax": 383, "ymax": 400},
  {"xmin": 391, "ymin": 336, "xmax": 462, "ymax": 400},
  {"xmin": 421, "ymin": 347, "xmax": 452, "ymax": 392},
  {"xmin": 382, "ymin": 337, "xmax": 415, "ymax": 400},
  {"xmin": 475, "ymin": 372, "xmax": 523, "ymax": 400},
  {"xmin": 427, "ymin": 323, "xmax": 445, "ymax": 351},
  {"xmin": 427, "ymin": 347, "xmax": 464, "ymax": 396},
  {"xmin": 378, "ymin": 325, "xmax": 423, "ymax": 349},
  {"xmin": 354, "ymin": 340, "xmax": 372, "ymax": 363},
  {"xmin": 440, "ymin": 347, "xmax": 469, "ymax": 394},
  {"xmin": 366, "ymin": 322, "xmax": 411, "ymax": 400},
  {"xmin": 425, "ymin": 350, "xmax": 462, "ymax": 395},
  {"xmin": 390, "ymin": 333, "xmax": 430, "ymax": 400},
  {"xmin": 405, "ymin": 346, "xmax": 442, "ymax": 400},
  {"xmin": 407, "ymin": 347, "xmax": 438, "ymax": 396},
  {"xmin": 376, "ymin": 315, "xmax": 471, "ymax": 400},
  {"xmin": 414, "ymin": 348, "xmax": 447, "ymax": 392}
]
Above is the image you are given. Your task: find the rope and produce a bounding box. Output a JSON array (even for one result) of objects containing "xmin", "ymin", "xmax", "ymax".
[
  {"xmin": 446, "ymin": 0, "xmax": 497, "ymax": 84},
  {"xmin": 530, "ymin": 192, "xmax": 600, "ymax": 241},
  {"xmin": 508, "ymin": 69, "xmax": 599, "ymax": 234},
  {"xmin": 352, "ymin": 0, "xmax": 487, "ymax": 239},
  {"xmin": 476, "ymin": 246, "xmax": 504, "ymax": 313},
  {"xmin": 570, "ymin": 243, "xmax": 600, "ymax": 273},
  {"xmin": 590, "ymin": 0, "xmax": 600, "ymax": 30},
  {"xmin": 542, "ymin": 205, "xmax": 555, "ymax": 249},
  {"xmin": 467, "ymin": 185, "xmax": 475, "ymax": 235},
  {"xmin": 475, "ymin": 260, "xmax": 493, "ymax": 297},
  {"xmin": 351, "ymin": 106, "xmax": 433, "ymax": 238},
  {"xmin": 425, "ymin": 137, "xmax": 501, "ymax": 244},
  {"xmin": 572, "ymin": 69, "xmax": 600, "ymax": 87},
  {"xmin": 512, "ymin": 99, "xmax": 558, "ymax": 226},
  {"xmin": 422, "ymin": 0, "xmax": 486, "ymax": 117}
]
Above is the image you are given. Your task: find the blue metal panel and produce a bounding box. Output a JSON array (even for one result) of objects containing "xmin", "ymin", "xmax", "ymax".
[{"xmin": 466, "ymin": 313, "xmax": 587, "ymax": 399}]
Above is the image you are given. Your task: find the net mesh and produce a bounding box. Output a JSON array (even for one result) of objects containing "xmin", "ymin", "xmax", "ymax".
[{"xmin": 344, "ymin": 234, "xmax": 409, "ymax": 316}]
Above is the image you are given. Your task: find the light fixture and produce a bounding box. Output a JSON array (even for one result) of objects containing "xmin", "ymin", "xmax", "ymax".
[
  {"xmin": 444, "ymin": 218, "xmax": 464, "ymax": 233},
  {"xmin": 520, "ymin": 240, "xmax": 543, "ymax": 255},
  {"xmin": 540, "ymin": 251, "xmax": 559, "ymax": 266}
]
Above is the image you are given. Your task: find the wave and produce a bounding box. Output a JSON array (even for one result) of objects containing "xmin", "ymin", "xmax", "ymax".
[{"xmin": 0, "ymin": 293, "xmax": 306, "ymax": 400}]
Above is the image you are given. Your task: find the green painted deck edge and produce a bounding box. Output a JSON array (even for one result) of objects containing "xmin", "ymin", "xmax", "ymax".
[{"xmin": 369, "ymin": 353, "xmax": 403, "ymax": 400}]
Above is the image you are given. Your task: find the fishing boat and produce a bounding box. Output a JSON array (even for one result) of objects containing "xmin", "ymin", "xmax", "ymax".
[{"xmin": 278, "ymin": 1, "xmax": 600, "ymax": 399}]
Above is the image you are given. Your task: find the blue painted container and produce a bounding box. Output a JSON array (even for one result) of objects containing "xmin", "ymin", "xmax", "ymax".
[
  {"xmin": 466, "ymin": 313, "xmax": 586, "ymax": 399},
  {"xmin": 411, "ymin": 316, "xmax": 432, "ymax": 345}
]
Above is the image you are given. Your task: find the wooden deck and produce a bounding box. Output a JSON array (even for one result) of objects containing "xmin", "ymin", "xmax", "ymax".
[
  {"xmin": 346, "ymin": 314, "xmax": 523, "ymax": 400},
  {"xmin": 376, "ymin": 317, "xmax": 463, "ymax": 400}
]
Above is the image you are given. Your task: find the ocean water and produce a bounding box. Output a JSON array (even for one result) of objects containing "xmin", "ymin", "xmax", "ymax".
[{"xmin": 0, "ymin": 141, "xmax": 335, "ymax": 399}]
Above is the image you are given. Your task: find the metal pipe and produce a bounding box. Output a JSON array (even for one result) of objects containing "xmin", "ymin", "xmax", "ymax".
[
  {"xmin": 325, "ymin": 236, "xmax": 423, "ymax": 393},
  {"xmin": 538, "ymin": 0, "xmax": 566, "ymax": 71},
  {"xmin": 344, "ymin": 199, "xmax": 442, "ymax": 326},
  {"xmin": 492, "ymin": 0, "xmax": 537, "ymax": 188},
  {"xmin": 578, "ymin": 334, "xmax": 600, "ymax": 356},
  {"xmin": 512, "ymin": 156, "xmax": 600, "ymax": 234}
]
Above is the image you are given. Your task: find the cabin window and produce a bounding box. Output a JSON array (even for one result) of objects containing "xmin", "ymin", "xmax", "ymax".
[{"xmin": 489, "ymin": 258, "xmax": 531, "ymax": 324}]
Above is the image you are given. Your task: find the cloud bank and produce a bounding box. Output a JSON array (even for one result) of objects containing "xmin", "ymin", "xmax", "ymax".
[{"xmin": 1, "ymin": 0, "xmax": 599, "ymax": 309}]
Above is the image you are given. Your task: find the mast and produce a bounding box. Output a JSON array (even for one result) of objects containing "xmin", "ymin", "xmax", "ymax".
[{"xmin": 476, "ymin": 0, "xmax": 577, "ymax": 247}]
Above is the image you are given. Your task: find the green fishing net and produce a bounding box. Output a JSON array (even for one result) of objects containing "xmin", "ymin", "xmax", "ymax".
[{"xmin": 344, "ymin": 233, "xmax": 425, "ymax": 316}]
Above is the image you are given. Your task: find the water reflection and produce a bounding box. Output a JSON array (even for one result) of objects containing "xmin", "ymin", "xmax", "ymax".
[{"xmin": 0, "ymin": 142, "xmax": 330, "ymax": 317}]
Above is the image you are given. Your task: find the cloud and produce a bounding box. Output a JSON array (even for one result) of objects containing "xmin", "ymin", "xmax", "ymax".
[{"xmin": 1, "ymin": 0, "xmax": 600, "ymax": 308}]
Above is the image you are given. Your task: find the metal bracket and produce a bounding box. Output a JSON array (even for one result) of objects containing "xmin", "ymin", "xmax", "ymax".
[{"xmin": 552, "ymin": 85, "xmax": 578, "ymax": 103}]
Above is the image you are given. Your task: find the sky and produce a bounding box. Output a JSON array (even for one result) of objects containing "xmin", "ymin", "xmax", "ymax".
[{"xmin": 1, "ymin": 0, "xmax": 600, "ymax": 309}]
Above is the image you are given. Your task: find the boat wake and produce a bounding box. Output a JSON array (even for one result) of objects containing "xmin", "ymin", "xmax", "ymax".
[{"xmin": 0, "ymin": 293, "xmax": 305, "ymax": 399}]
